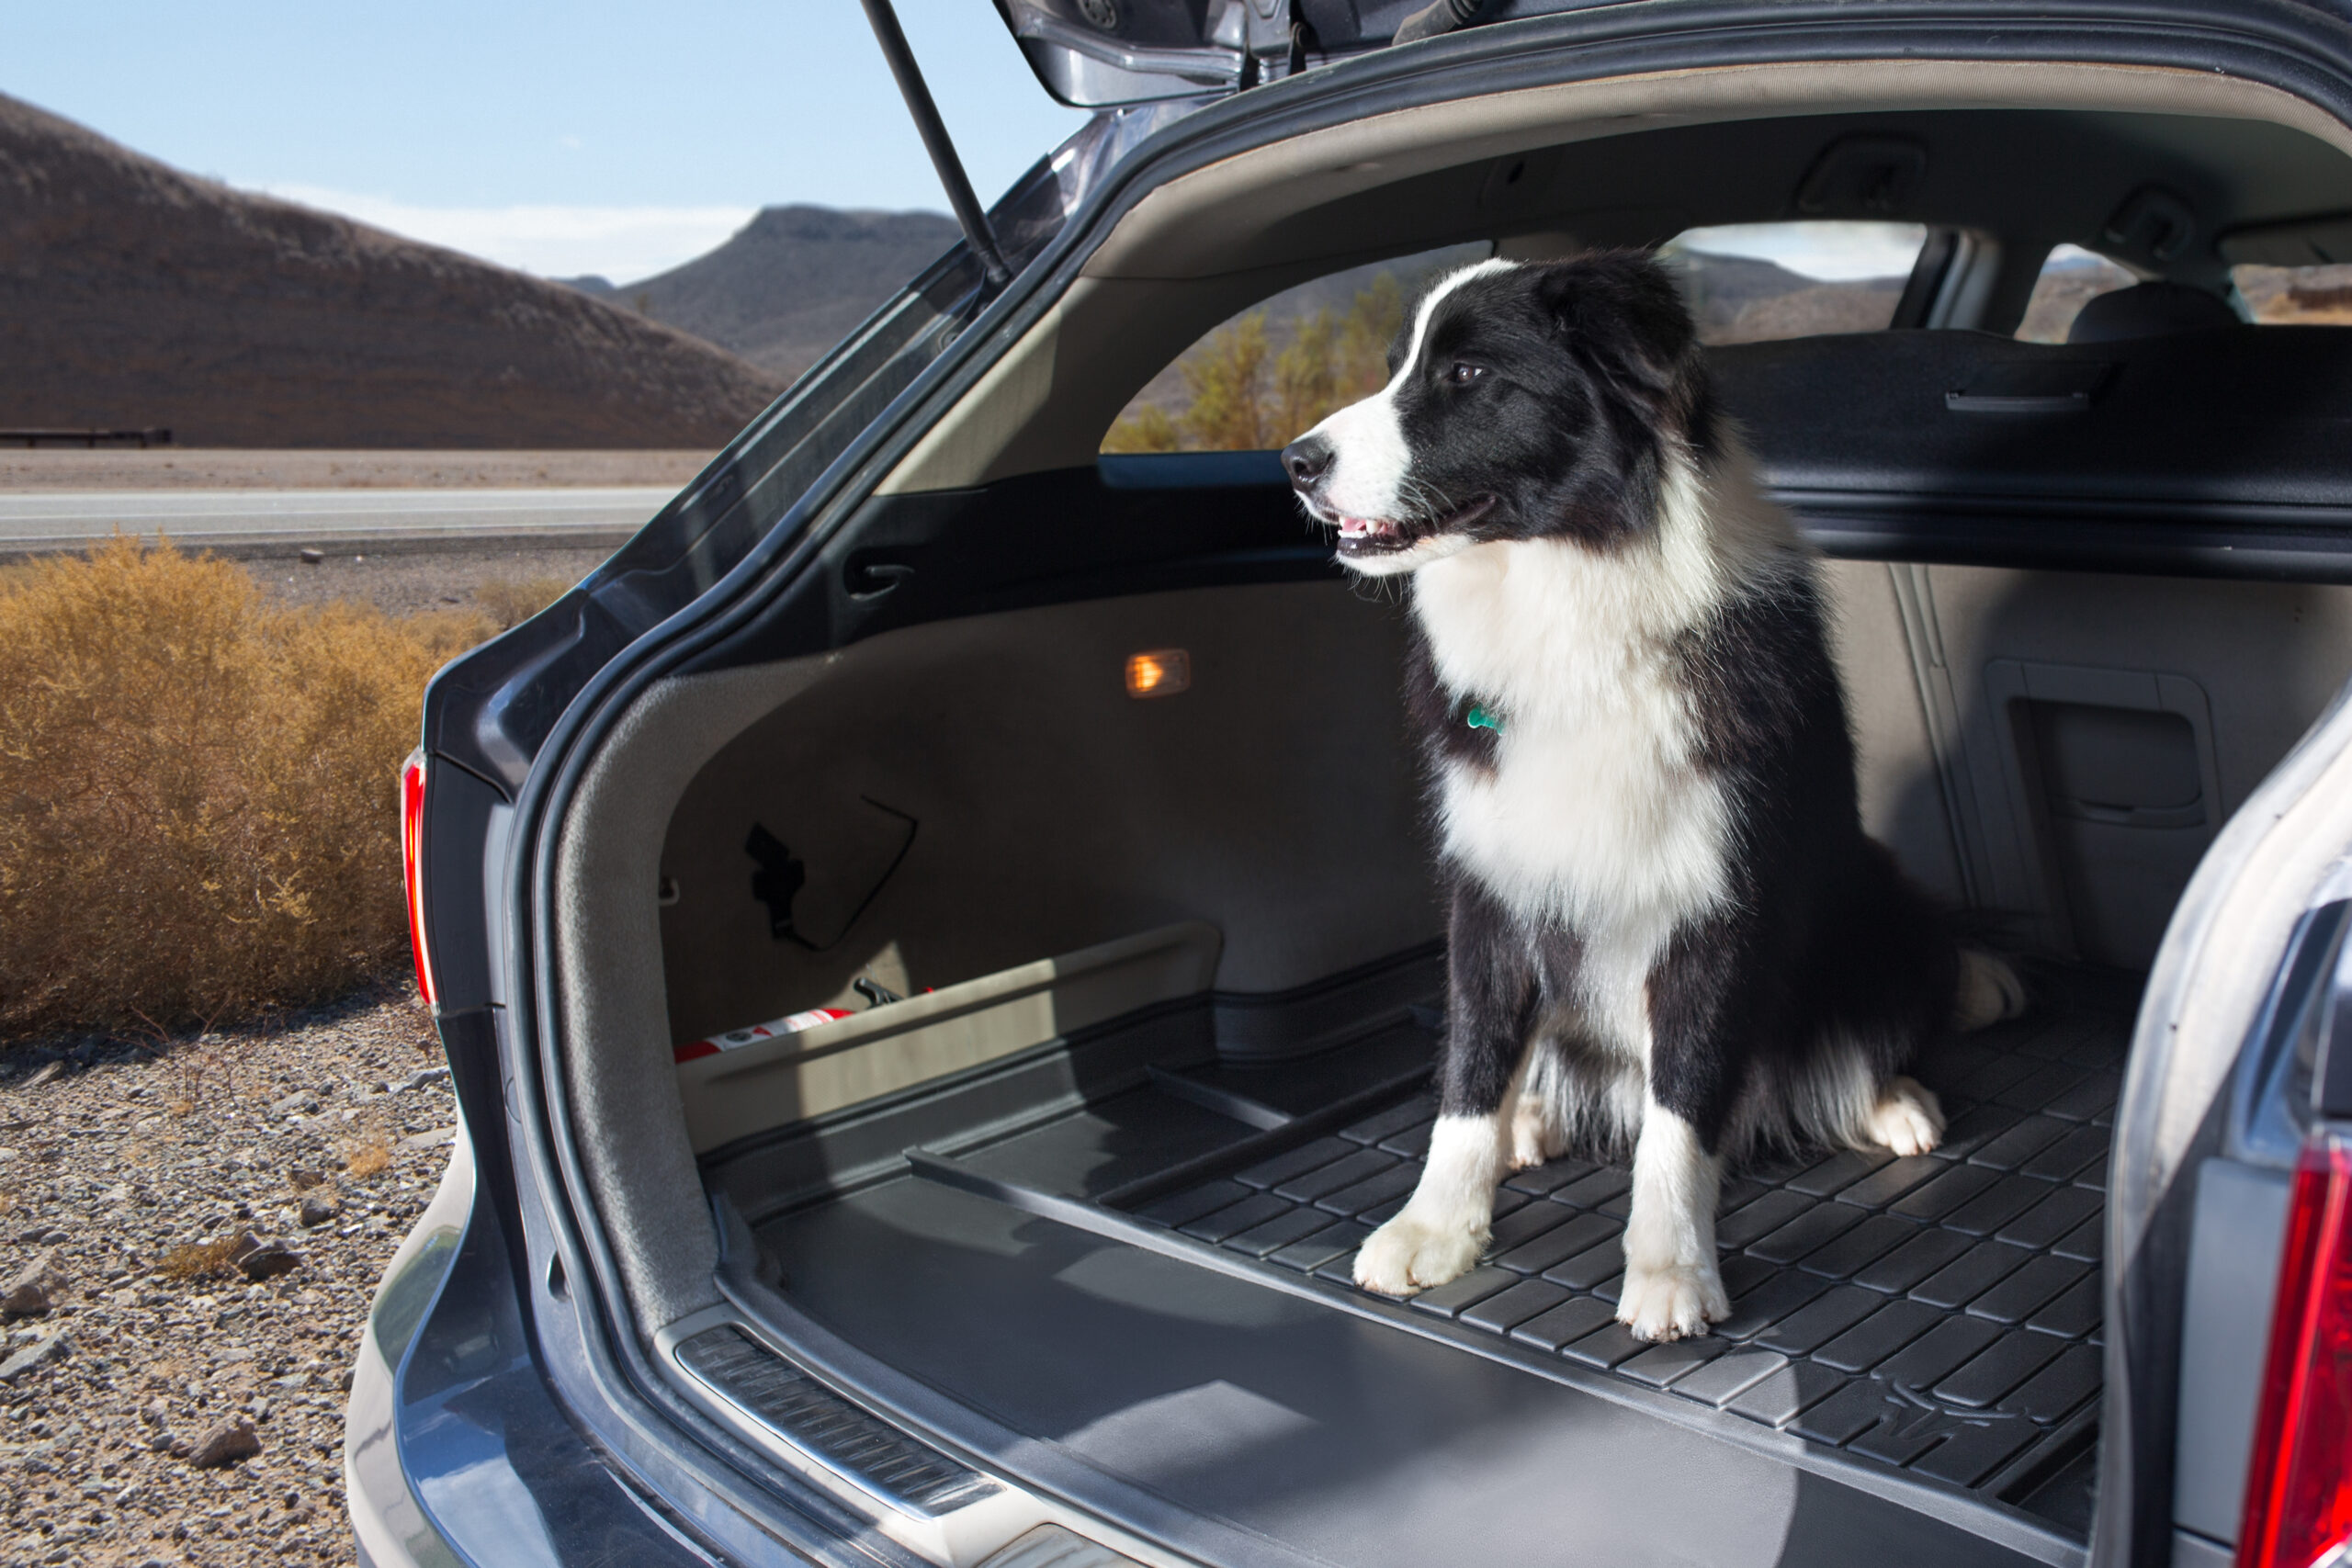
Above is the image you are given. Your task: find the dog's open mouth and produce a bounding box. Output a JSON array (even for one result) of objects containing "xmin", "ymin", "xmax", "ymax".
[{"xmin": 1331, "ymin": 496, "xmax": 1497, "ymax": 557}]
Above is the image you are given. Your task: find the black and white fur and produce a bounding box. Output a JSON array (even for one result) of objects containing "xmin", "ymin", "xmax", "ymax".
[{"xmin": 1281, "ymin": 254, "xmax": 2021, "ymax": 1341}]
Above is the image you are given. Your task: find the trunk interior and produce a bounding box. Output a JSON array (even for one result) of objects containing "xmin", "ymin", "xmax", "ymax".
[{"xmin": 566, "ymin": 322, "xmax": 2352, "ymax": 1567}]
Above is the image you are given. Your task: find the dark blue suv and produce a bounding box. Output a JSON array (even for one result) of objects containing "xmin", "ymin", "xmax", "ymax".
[{"xmin": 356, "ymin": 5, "xmax": 2352, "ymax": 1564}]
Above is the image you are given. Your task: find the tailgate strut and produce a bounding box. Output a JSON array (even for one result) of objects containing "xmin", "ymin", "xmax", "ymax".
[{"xmin": 858, "ymin": 0, "xmax": 1012, "ymax": 288}]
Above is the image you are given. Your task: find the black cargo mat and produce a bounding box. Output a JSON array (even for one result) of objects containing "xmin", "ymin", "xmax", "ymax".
[
  {"xmin": 734, "ymin": 968, "xmax": 2125, "ymax": 1556},
  {"xmin": 1116, "ymin": 977, "xmax": 2121, "ymax": 1518}
]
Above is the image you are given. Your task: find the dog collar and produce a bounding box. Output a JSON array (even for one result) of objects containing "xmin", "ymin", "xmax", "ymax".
[{"xmin": 1465, "ymin": 704, "xmax": 1504, "ymax": 734}]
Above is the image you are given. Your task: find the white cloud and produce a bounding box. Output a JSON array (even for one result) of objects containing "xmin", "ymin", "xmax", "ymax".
[
  {"xmin": 261, "ymin": 184, "xmax": 755, "ymax": 283},
  {"xmin": 1668, "ymin": 220, "xmax": 1928, "ymax": 282}
]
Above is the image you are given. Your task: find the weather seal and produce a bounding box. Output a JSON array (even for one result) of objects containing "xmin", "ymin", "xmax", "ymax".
[
  {"xmin": 1394, "ymin": 0, "xmax": 1487, "ymax": 46},
  {"xmin": 860, "ymin": 0, "xmax": 1013, "ymax": 288}
]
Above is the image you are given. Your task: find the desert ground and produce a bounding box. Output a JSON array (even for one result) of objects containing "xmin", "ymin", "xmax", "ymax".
[
  {"xmin": 0, "ymin": 448, "xmax": 708, "ymax": 492},
  {"xmin": 0, "ymin": 988, "xmax": 452, "ymax": 1568}
]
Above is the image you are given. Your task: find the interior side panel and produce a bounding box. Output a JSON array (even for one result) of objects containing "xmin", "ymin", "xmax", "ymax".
[
  {"xmin": 1820, "ymin": 559, "xmax": 1968, "ymax": 907},
  {"xmin": 1916, "ymin": 568, "xmax": 2352, "ymax": 964},
  {"xmin": 658, "ymin": 582, "xmax": 1441, "ymax": 1047}
]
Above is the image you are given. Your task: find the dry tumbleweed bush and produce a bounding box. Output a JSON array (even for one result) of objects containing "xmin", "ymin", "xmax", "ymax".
[
  {"xmin": 157, "ymin": 1235, "xmax": 244, "ymax": 1283},
  {"xmin": 0, "ymin": 537, "xmax": 487, "ymax": 1033},
  {"xmin": 341, "ymin": 1137, "xmax": 393, "ymax": 1180},
  {"xmin": 471, "ymin": 574, "xmax": 572, "ymax": 632}
]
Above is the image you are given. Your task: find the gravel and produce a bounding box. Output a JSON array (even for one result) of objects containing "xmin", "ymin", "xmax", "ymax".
[
  {"xmin": 0, "ymin": 448, "xmax": 711, "ymax": 492},
  {"xmin": 0, "ymin": 986, "xmax": 453, "ymax": 1566},
  {"xmin": 243, "ymin": 542, "xmax": 622, "ymax": 618}
]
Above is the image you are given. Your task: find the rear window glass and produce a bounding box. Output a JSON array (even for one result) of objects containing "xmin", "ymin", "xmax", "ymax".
[
  {"xmin": 2016, "ymin": 244, "xmax": 2142, "ymax": 343},
  {"xmin": 1102, "ymin": 243, "xmax": 1489, "ymax": 454},
  {"xmin": 2233, "ymin": 263, "xmax": 2352, "ymax": 323},
  {"xmin": 1658, "ymin": 221, "xmax": 1926, "ymax": 345}
]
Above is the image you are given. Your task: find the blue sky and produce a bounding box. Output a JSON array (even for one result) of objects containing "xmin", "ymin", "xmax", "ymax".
[{"xmin": 6, "ymin": 2, "xmax": 1091, "ymax": 281}]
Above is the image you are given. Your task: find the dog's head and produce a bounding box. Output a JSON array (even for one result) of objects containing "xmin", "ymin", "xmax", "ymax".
[{"xmin": 1281, "ymin": 253, "xmax": 1712, "ymax": 576}]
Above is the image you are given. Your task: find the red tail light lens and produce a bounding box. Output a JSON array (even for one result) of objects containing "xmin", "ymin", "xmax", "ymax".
[
  {"xmin": 2239, "ymin": 1133, "xmax": 2352, "ymax": 1568},
  {"xmin": 401, "ymin": 750, "xmax": 437, "ymax": 1010}
]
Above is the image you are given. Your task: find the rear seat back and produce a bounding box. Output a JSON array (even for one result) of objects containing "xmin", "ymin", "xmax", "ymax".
[{"xmin": 1720, "ymin": 326, "xmax": 2352, "ymax": 966}]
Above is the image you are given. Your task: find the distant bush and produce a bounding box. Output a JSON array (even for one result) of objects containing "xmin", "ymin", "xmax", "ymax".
[
  {"xmin": 0, "ymin": 538, "xmax": 484, "ymax": 1037},
  {"xmin": 471, "ymin": 574, "xmax": 573, "ymax": 632},
  {"xmin": 1104, "ymin": 273, "xmax": 1404, "ymax": 454}
]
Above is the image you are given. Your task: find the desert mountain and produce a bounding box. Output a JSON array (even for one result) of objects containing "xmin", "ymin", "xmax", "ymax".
[
  {"xmin": 0, "ymin": 92, "xmax": 785, "ymax": 447},
  {"xmin": 1668, "ymin": 248, "xmax": 1908, "ymax": 343},
  {"xmin": 574, "ymin": 206, "xmax": 963, "ymax": 381}
]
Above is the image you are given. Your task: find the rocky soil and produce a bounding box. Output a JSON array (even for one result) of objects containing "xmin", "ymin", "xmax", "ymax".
[
  {"xmin": 0, "ymin": 987, "xmax": 452, "ymax": 1566},
  {"xmin": 243, "ymin": 542, "xmax": 621, "ymax": 620},
  {"xmin": 0, "ymin": 449, "xmax": 711, "ymax": 492}
]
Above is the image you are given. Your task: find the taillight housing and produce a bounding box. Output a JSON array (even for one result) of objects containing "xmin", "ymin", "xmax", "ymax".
[
  {"xmin": 2239, "ymin": 1131, "xmax": 2352, "ymax": 1568},
  {"xmin": 401, "ymin": 749, "xmax": 437, "ymax": 1010}
]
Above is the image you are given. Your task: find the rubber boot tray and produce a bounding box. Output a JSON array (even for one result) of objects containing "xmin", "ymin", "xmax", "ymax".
[
  {"xmin": 733, "ymin": 968, "xmax": 2126, "ymax": 1561},
  {"xmin": 1115, "ymin": 993, "xmax": 2118, "ymax": 1526}
]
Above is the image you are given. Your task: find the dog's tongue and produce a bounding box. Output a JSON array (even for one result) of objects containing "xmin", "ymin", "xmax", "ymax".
[{"xmin": 1338, "ymin": 516, "xmax": 1376, "ymax": 538}]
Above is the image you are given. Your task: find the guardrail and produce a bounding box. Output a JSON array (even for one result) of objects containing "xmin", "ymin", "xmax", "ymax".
[{"xmin": 1, "ymin": 428, "xmax": 174, "ymax": 449}]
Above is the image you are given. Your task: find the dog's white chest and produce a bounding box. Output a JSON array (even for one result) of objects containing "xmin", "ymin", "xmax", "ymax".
[{"xmin": 1415, "ymin": 541, "xmax": 1734, "ymax": 1019}]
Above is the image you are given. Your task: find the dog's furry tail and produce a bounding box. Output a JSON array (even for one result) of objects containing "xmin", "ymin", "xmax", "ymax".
[{"xmin": 1954, "ymin": 948, "xmax": 2028, "ymax": 1032}]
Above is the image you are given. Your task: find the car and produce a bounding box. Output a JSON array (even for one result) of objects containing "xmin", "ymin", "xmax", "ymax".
[{"xmin": 351, "ymin": 3, "xmax": 2352, "ymax": 1565}]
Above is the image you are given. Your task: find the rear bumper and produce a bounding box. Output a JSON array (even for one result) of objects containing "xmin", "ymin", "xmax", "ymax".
[
  {"xmin": 344, "ymin": 1132, "xmax": 475, "ymax": 1568},
  {"xmin": 344, "ymin": 1130, "xmax": 729, "ymax": 1567}
]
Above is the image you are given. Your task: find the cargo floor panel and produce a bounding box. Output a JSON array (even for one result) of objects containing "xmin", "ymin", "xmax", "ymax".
[{"xmin": 726, "ymin": 966, "xmax": 2124, "ymax": 1563}]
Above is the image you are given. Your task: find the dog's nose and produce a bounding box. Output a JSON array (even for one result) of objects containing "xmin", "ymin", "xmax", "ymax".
[{"xmin": 1282, "ymin": 435, "xmax": 1332, "ymax": 490}]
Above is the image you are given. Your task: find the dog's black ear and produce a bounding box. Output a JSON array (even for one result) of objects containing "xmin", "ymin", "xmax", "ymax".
[
  {"xmin": 1534, "ymin": 252, "xmax": 1702, "ymax": 411},
  {"xmin": 1532, "ymin": 251, "xmax": 1719, "ymax": 540}
]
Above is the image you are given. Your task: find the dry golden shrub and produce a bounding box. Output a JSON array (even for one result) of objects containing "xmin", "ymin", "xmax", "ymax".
[
  {"xmin": 341, "ymin": 1135, "xmax": 392, "ymax": 1180},
  {"xmin": 159, "ymin": 1235, "xmax": 243, "ymax": 1282},
  {"xmin": 1102, "ymin": 272, "xmax": 1405, "ymax": 454},
  {"xmin": 0, "ymin": 537, "xmax": 486, "ymax": 1035},
  {"xmin": 472, "ymin": 574, "xmax": 572, "ymax": 632}
]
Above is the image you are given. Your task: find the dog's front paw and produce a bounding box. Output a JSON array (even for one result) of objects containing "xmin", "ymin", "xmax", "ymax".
[
  {"xmin": 1353, "ymin": 1210, "xmax": 1485, "ymax": 1297},
  {"xmin": 1866, "ymin": 1075, "xmax": 1945, "ymax": 1157},
  {"xmin": 1616, "ymin": 1261, "xmax": 1729, "ymax": 1341}
]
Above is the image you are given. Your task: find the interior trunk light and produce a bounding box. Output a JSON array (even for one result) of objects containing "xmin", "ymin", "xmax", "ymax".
[
  {"xmin": 401, "ymin": 750, "xmax": 437, "ymax": 1010},
  {"xmin": 2239, "ymin": 1131, "xmax": 2352, "ymax": 1568},
  {"xmin": 1125, "ymin": 649, "xmax": 1190, "ymax": 698}
]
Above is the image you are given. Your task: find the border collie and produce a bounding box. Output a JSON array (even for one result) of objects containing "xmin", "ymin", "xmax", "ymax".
[{"xmin": 1281, "ymin": 253, "xmax": 2022, "ymax": 1341}]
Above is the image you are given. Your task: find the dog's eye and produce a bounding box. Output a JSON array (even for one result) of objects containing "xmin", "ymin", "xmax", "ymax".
[{"xmin": 1447, "ymin": 362, "xmax": 1484, "ymax": 387}]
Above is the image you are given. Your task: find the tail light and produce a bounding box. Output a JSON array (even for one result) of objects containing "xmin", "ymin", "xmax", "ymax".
[
  {"xmin": 2238, "ymin": 1132, "xmax": 2352, "ymax": 1568},
  {"xmin": 401, "ymin": 749, "xmax": 437, "ymax": 1010}
]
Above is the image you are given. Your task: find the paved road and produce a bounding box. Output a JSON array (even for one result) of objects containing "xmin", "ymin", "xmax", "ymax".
[{"xmin": 0, "ymin": 486, "xmax": 674, "ymax": 555}]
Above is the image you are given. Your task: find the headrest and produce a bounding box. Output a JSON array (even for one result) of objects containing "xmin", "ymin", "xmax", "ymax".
[{"xmin": 2067, "ymin": 281, "xmax": 2243, "ymax": 344}]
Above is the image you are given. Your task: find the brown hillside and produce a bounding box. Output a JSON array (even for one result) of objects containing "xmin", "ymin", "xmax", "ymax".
[
  {"xmin": 0, "ymin": 93, "xmax": 785, "ymax": 447},
  {"xmin": 570, "ymin": 206, "xmax": 963, "ymax": 381}
]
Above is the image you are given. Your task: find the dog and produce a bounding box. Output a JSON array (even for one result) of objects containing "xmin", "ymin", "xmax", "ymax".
[{"xmin": 1280, "ymin": 253, "xmax": 2021, "ymax": 1342}]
